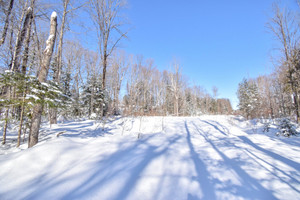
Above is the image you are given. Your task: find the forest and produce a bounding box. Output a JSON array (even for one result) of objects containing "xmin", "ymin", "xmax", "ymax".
[{"xmin": 0, "ymin": 0, "xmax": 299, "ymax": 148}]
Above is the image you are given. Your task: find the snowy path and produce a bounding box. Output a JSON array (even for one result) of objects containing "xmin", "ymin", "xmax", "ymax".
[{"xmin": 0, "ymin": 116, "xmax": 300, "ymax": 200}]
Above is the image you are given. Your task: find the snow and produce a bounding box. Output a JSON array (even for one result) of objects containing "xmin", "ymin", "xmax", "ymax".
[
  {"xmin": 49, "ymin": 88, "xmax": 62, "ymax": 94},
  {"xmin": 44, "ymin": 34, "xmax": 55, "ymax": 54},
  {"xmin": 41, "ymin": 82, "xmax": 50, "ymax": 87},
  {"xmin": 26, "ymin": 94, "xmax": 40, "ymax": 100},
  {"xmin": 31, "ymin": 88, "xmax": 45, "ymax": 94},
  {"xmin": 51, "ymin": 11, "xmax": 57, "ymax": 19},
  {"xmin": 90, "ymin": 113, "xmax": 97, "ymax": 119},
  {"xmin": 46, "ymin": 35, "xmax": 54, "ymax": 45},
  {"xmin": 44, "ymin": 98, "xmax": 54, "ymax": 102},
  {"xmin": 0, "ymin": 115, "xmax": 299, "ymax": 200}
]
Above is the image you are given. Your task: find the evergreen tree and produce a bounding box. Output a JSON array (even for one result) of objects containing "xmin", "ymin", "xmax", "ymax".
[
  {"xmin": 81, "ymin": 75, "xmax": 107, "ymax": 119},
  {"xmin": 57, "ymin": 64, "xmax": 73, "ymax": 118},
  {"xmin": 0, "ymin": 70, "xmax": 64, "ymax": 145},
  {"xmin": 237, "ymin": 78, "xmax": 260, "ymax": 119},
  {"xmin": 276, "ymin": 118, "xmax": 298, "ymax": 137}
]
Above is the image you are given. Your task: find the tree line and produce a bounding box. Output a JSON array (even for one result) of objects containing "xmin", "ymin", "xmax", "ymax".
[
  {"xmin": 237, "ymin": 2, "xmax": 300, "ymax": 123},
  {"xmin": 0, "ymin": 0, "xmax": 232, "ymax": 148}
]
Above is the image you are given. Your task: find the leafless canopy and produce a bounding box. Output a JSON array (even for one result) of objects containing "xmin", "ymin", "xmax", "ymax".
[{"xmin": 89, "ymin": 0, "xmax": 128, "ymax": 89}]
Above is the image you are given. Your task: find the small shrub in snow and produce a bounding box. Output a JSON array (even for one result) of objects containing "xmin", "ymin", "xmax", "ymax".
[
  {"xmin": 90, "ymin": 113, "xmax": 98, "ymax": 119},
  {"xmin": 276, "ymin": 118, "xmax": 298, "ymax": 137},
  {"xmin": 57, "ymin": 115, "xmax": 65, "ymax": 123},
  {"xmin": 263, "ymin": 121, "xmax": 271, "ymax": 133}
]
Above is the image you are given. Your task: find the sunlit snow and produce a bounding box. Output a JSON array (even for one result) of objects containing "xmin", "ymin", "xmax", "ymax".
[{"xmin": 0, "ymin": 116, "xmax": 299, "ymax": 200}]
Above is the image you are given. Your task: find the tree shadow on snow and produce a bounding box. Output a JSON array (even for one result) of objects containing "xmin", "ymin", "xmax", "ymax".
[
  {"xmin": 244, "ymin": 126, "xmax": 300, "ymax": 149},
  {"xmin": 197, "ymin": 119, "xmax": 300, "ymax": 195},
  {"xmin": 184, "ymin": 121, "xmax": 216, "ymax": 200},
  {"xmin": 200, "ymin": 120, "xmax": 227, "ymax": 136},
  {"xmin": 238, "ymin": 136, "xmax": 300, "ymax": 171},
  {"xmin": 186, "ymin": 120, "xmax": 277, "ymax": 200},
  {"xmin": 61, "ymin": 133, "xmax": 181, "ymax": 200},
  {"xmin": 21, "ymin": 132, "xmax": 182, "ymax": 200}
]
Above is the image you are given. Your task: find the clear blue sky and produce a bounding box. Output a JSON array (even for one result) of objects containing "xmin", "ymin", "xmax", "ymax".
[{"xmin": 120, "ymin": 0, "xmax": 297, "ymax": 109}]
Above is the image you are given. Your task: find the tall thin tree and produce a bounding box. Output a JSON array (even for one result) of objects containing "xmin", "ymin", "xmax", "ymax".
[
  {"xmin": 0, "ymin": 0, "xmax": 14, "ymax": 46},
  {"xmin": 28, "ymin": 11, "xmax": 57, "ymax": 148},
  {"xmin": 49, "ymin": 0, "xmax": 70, "ymax": 124},
  {"xmin": 89, "ymin": 0, "xmax": 128, "ymax": 92}
]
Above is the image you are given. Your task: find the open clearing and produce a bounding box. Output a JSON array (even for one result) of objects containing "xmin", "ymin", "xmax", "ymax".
[{"xmin": 0, "ymin": 116, "xmax": 300, "ymax": 200}]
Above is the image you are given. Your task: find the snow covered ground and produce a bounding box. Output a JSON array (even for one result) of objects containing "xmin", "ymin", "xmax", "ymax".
[{"xmin": 0, "ymin": 115, "xmax": 300, "ymax": 200}]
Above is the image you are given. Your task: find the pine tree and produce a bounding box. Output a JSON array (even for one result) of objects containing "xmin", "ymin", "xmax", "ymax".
[
  {"xmin": 237, "ymin": 78, "xmax": 260, "ymax": 119},
  {"xmin": 0, "ymin": 69, "xmax": 64, "ymax": 146},
  {"xmin": 81, "ymin": 75, "xmax": 107, "ymax": 119},
  {"xmin": 276, "ymin": 118, "xmax": 298, "ymax": 137}
]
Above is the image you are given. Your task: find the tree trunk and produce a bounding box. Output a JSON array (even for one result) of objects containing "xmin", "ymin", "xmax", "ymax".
[
  {"xmin": 28, "ymin": 12, "xmax": 57, "ymax": 148},
  {"xmin": 33, "ymin": 18, "xmax": 43, "ymax": 74},
  {"xmin": 16, "ymin": 6, "xmax": 34, "ymax": 145},
  {"xmin": 11, "ymin": 7, "xmax": 33, "ymax": 72},
  {"xmin": 2, "ymin": 83, "xmax": 12, "ymax": 145},
  {"xmin": 49, "ymin": 109, "xmax": 57, "ymax": 124},
  {"xmin": 17, "ymin": 92, "xmax": 26, "ymax": 147},
  {"xmin": 0, "ymin": 0, "xmax": 14, "ymax": 46},
  {"xmin": 21, "ymin": 5, "xmax": 34, "ymax": 74},
  {"xmin": 56, "ymin": 0, "xmax": 69, "ymax": 82},
  {"xmin": 100, "ymin": 55, "xmax": 107, "ymax": 117},
  {"xmin": 102, "ymin": 54, "xmax": 107, "ymax": 89},
  {"xmin": 50, "ymin": 0, "xmax": 70, "ymax": 125},
  {"xmin": 2, "ymin": 109, "xmax": 9, "ymax": 145},
  {"xmin": 292, "ymin": 84, "xmax": 300, "ymax": 123}
]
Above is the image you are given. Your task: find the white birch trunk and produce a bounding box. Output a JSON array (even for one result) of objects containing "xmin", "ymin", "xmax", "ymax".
[{"xmin": 28, "ymin": 12, "xmax": 57, "ymax": 148}]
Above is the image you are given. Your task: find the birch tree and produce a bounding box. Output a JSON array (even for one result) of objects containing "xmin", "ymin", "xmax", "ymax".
[
  {"xmin": 28, "ymin": 11, "xmax": 57, "ymax": 148},
  {"xmin": 169, "ymin": 62, "xmax": 183, "ymax": 116},
  {"xmin": 49, "ymin": 0, "xmax": 85, "ymax": 124},
  {"xmin": 107, "ymin": 51, "xmax": 128, "ymax": 115}
]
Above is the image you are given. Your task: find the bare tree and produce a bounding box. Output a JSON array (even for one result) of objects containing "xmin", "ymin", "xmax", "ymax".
[
  {"xmin": 16, "ymin": 0, "xmax": 36, "ymax": 147},
  {"xmin": 21, "ymin": 1, "xmax": 35, "ymax": 74},
  {"xmin": 0, "ymin": 0, "xmax": 14, "ymax": 46},
  {"xmin": 212, "ymin": 86, "xmax": 219, "ymax": 114},
  {"xmin": 124, "ymin": 57, "xmax": 140, "ymax": 115},
  {"xmin": 49, "ymin": 0, "xmax": 70, "ymax": 124},
  {"xmin": 11, "ymin": 6, "xmax": 33, "ymax": 71},
  {"xmin": 267, "ymin": 5, "xmax": 296, "ymax": 63},
  {"xmin": 28, "ymin": 11, "xmax": 57, "ymax": 148},
  {"xmin": 169, "ymin": 61, "xmax": 183, "ymax": 116},
  {"xmin": 89, "ymin": 0, "xmax": 128, "ymax": 91},
  {"xmin": 50, "ymin": 0, "xmax": 86, "ymax": 123},
  {"xmin": 2, "ymin": 1, "xmax": 34, "ymax": 145},
  {"xmin": 107, "ymin": 51, "xmax": 128, "ymax": 115},
  {"xmin": 267, "ymin": 3, "xmax": 300, "ymax": 122}
]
